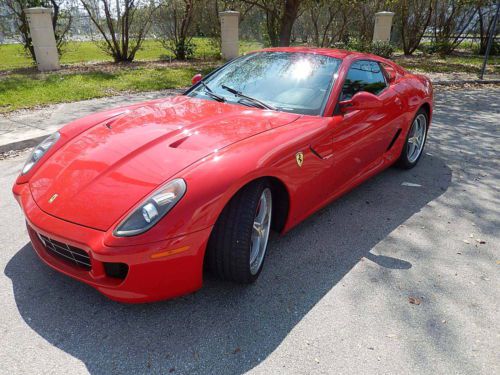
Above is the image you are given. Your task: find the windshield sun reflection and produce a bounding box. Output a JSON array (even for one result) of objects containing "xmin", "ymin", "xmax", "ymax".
[{"xmin": 290, "ymin": 59, "xmax": 313, "ymax": 80}]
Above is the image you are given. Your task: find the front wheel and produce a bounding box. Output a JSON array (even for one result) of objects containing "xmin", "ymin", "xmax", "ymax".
[
  {"xmin": 397, "ymin": 109, "xmax": 428, "ymax": 169},
  {"xmin": 206, "ymin": 180, "xmax": 272, "ymax": 283}
]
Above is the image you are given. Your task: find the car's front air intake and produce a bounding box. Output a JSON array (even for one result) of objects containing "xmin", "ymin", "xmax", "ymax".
[{"xmin": 37, "ymin": 233, "xmax": 91, "ymax": 270}]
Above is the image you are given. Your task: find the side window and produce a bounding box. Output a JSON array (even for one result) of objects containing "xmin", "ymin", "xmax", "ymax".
[{"xmin": 341, "ymin": 60, "xmax": 387, "ymax": 101}]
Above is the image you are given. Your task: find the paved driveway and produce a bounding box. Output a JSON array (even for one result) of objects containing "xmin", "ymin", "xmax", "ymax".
[{"xmin": 0, "ymin": 88, "xmax": 498, "ymax": 375}]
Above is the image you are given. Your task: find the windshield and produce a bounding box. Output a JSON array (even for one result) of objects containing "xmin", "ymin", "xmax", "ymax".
[{"xmin": 187, "ymin": 52, "xmax": 341, "ymax": 115}]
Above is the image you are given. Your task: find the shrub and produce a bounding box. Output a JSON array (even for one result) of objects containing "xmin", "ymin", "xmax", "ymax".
[
  {"xmin": 472, "ymin": 40, "xmax": 500, "ymax": 56},
  {"xmin": 170, "ymin": 40, "xmax": 195, "ymax": 60},
  {"xmin": 339, "ymin": 40, "xmax": 395, "ymax": 59},
  {"xmin": 368, "ymin": 41, "xmax": 395, "ymax": 58}
]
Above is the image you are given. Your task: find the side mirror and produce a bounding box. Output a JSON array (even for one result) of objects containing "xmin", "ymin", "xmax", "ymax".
[
  {"xmin": 339, "ymin": 91, "xmax": 383, "ymax": 113},
  {"xmin": 191, "ymin": 73, "xmax": 202, "ymax": 85}
]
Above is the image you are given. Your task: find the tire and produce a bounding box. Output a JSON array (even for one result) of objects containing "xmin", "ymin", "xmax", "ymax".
[
  {"xmin": 397, "ymin": 108, "xmax": 429, "ymax": 169},
  {"xmin": 206, "ymin": 180, "xmax": 273, "ymax": 283}
]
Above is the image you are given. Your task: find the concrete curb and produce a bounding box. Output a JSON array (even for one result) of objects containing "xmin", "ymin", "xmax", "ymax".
[{"xmin": 0, "ymin": 135, "xmax": 46, "ymax": 154}]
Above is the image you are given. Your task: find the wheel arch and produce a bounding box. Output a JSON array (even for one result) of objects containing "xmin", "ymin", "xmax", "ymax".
[
  {"xmin": 419, "ymin": 102, "xmax": 432, "ymax": 123},
  {"xmin": 202, "ymin": 175, "xmax": 291, "ymax": 277},
  {"xmin": 213, "ymin": 175, "xmax": 291, "ymax": 233}
]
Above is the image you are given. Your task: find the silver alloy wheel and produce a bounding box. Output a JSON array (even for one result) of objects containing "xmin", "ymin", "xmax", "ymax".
[
  {"xmin": 249, "ymin": 188, "xmax": 272, "ymax": 275},
  {"xmin": 407, "ymin": 114, "xmax": 427, "ymax": 163}
]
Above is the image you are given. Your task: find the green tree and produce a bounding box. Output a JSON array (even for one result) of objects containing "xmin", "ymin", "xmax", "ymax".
[
  {"xmin": 155, "ymin": 0, "xmax": 197, "ymax": 60},
  {"xmin": 240, "ymin": 0, "xmax": 304, "ymax": 46},
  {"xmin": 80, "ymin": 0, "xmax": 158, "ymax": 62},
  {"xmin": 431, "ymin": 0, "xmax": 478, "ymax": 55},
  {"xmin": 394, "ymin": 0, "xmax": 433, "ymax": 55}
]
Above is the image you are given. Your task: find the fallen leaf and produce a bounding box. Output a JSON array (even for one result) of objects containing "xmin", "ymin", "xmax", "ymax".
[
  {"xmin": 476, "ymin": 239, "xmax": 486, "ymax": 244},
  {"xmin": 409, "ymin": 296, "xmax": 421, "ymax": 305},
  {"xmin": 233, "ymin": 347, "xmax": 241, "ymax": 354},
  {"xmin": 402, "ymin": 182, "xmax": 422, "ymax": 187},
  {"xmin": 456, "ymin": 252, "xmax": 462, "ymax": 255}
]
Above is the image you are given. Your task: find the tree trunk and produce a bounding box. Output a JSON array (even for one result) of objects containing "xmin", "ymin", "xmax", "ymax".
[
  {"xmin": 266, "ymin": 10, "xmax": 280, "ymax": 46},
  {"xmin": 278, "ymin": 0, "xmax": 300, "ymax": 47}
]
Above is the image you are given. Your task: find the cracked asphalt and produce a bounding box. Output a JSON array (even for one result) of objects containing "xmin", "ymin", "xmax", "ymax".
[{"xmin": 0, "ymin": 88, "xmax": 499, "ymax": 375}]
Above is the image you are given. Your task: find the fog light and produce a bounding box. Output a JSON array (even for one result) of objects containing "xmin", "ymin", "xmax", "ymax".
[{"xmin": 142, "ymin": 203, "xmax": 158, "ymax": 223}]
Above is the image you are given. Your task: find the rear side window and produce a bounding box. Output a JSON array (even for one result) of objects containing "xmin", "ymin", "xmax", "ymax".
[{"xmin": 341, "ymin": 60, "xmax": 387, "ymax": 101}]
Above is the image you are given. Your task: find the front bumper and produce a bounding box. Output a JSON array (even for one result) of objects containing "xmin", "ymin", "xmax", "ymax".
[{"xmin": 13, "ymin": 182, "xmax": 212, "ymax": 303}]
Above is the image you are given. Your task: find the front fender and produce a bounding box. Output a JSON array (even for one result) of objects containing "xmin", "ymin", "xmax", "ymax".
[{"xmin": 103, "ymin": 116, "xmax": 333, "ymax": 247}]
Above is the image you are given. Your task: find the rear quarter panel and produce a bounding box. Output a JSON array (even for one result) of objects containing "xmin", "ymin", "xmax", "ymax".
[{"xmin": 393, "ymin": 72, "xmax": 433, "ymax": 123}]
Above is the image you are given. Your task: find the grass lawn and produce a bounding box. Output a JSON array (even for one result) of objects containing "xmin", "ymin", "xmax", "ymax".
[
  {"xmin": 0, "ymin": 38, "xmax": 262, "ymax": 71},
  {"xmin": 394, "ymin": 54, "xmax": 499, "ymax": 74},
  {"xmin": 0, "ymin": 62, "xmax": 218, "ymax": 113}
]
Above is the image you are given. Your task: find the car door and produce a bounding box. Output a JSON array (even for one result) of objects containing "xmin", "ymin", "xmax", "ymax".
[{"xmin": 329, "ymin": 60, "xmax": 403, "ymax": 189}]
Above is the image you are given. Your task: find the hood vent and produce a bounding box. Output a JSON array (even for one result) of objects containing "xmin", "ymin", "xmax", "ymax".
[{"xmin": 169, "ymin": 136, "xmax": 190, "ymax": 149}]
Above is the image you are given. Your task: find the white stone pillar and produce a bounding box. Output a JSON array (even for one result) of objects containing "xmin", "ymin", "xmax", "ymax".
[
  {"xmin": 24, "ymin": 7, "xmax": 60, "ymax": 71},
  {"xmin": 373, "ymin": 11, "xmax": 395, "ymax": 43},
  {"xmin": 219, "ymin": 11, "xmax": 239, "ymax": 60}
]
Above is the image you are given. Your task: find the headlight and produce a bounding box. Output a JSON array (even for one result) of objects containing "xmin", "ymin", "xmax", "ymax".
[
  {"xmin": 22, "ymin": 132, "xmax": 60, "ymax": 175},
  {"xmin": 114, "ymin": 178, "xmax": 187, "ymax": 237}
]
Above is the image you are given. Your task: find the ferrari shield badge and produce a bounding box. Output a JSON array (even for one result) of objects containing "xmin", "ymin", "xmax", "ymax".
[
  {"xmin": 48, "ymin": 194, "xmax": 58, "ymax": 204},
  {"xmin": 296, "ymin": 152, "xmax": 304, "ymax": 167}
]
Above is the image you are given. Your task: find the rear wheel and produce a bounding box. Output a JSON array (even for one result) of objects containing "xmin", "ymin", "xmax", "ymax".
[
  {"xmin": 397, "ymin": 109, "xmax": 428, "ymax": 169},
  {"xmin": 206, "ymin": 180, "xmax": 272, "ymax": 283}
]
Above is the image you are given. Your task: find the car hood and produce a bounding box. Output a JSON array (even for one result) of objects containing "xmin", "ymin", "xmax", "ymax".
[{"xmin": 30, "ymin": 96, "xmax": 300, "ymax": 231}]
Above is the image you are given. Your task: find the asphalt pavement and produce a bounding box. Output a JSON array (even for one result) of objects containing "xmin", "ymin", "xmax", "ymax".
[{"xmin": 0, "ymin": 88, "xmax": 498, "ymax": 375}]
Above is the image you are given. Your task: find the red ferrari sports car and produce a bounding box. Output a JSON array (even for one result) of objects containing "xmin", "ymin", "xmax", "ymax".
[{"xmin": 13, "ymin": 47, "xmax": 432, "ymax": 303}]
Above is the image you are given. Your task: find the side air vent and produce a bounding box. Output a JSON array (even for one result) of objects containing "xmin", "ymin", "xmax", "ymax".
[
  {"xmin": 386, "ymin": 129, "xmax": 402, "ymax": 151},
  {"xmin": 309, "ymin": 146, "xmax": 324, "ymax": 159}
]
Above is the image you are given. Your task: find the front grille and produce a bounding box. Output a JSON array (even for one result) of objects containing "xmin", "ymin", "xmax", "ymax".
[{"xmin": 37, "ymin": 233, "xmax": 92, "ymax": 270}]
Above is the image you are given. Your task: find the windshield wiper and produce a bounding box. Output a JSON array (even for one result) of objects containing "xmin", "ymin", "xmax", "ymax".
[
  {"xmin": 221, "ymin": 85, "xmax": 276, "ymax": 110},
  {"xmin": 199, "ymin": 81, "xmax": 226, "ymax": 102}
]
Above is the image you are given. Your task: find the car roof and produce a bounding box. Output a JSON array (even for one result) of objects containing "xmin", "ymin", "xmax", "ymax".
[{"xmin": 254, "ymin": 47, "xmax": 366, "ymax": 60}]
